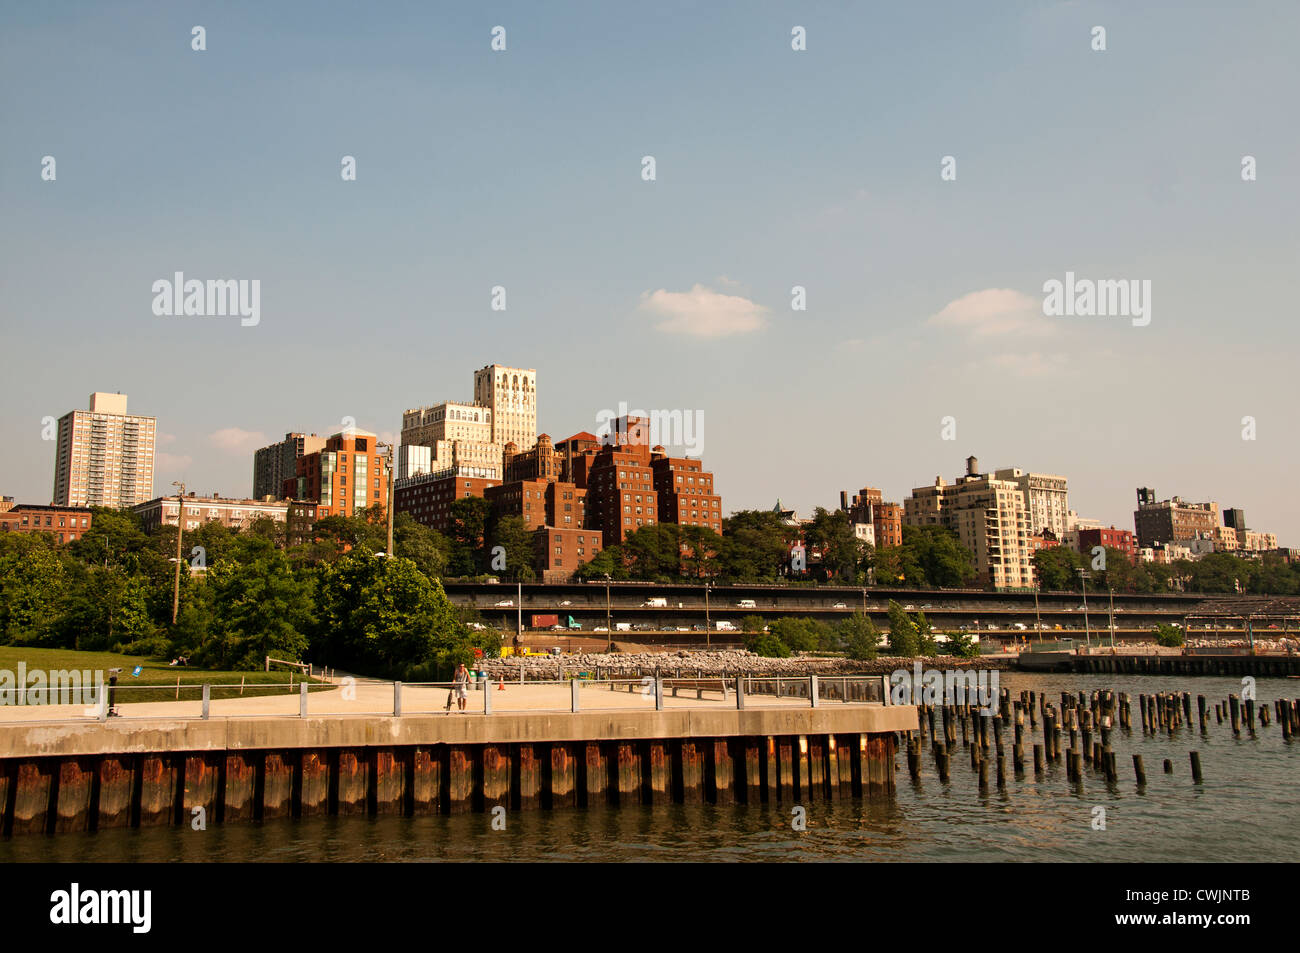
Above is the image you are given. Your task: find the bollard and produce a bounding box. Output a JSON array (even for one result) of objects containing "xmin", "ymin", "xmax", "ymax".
[
  {"xmin": 393, "ymin": 681, "xmax": 402, "ymax": 717},
  {"xmin": 484, "ymin": 680, "xmax": 492, "ymax": 715},
  {"xmin": 996, "ymin": 753, "xmax": 1006, "ymax": 789},
  {"xmin": 809, "ymin": 675, "xmax": 819, "ymax": 709},
  {"xmin": 299, "ymin": 681, "xmax": 308, "ymax": 718},
  {"xmin": 734, "ymin": 676, "xmax": 744, "ymax": 711},
  {"xmin": 202, "ymin": 683, "xmax": 210, "ymax": 720},
  {"xmin": 937, "ymin": 748, "xmax": 950, "ymax": 783},
  {"xmin": 571, "ymin": 679, "xmax": 581, "ymax": 713},
  {"xmin": 1133, "ymin": 754, "xmax": 1146, "ymax": 787},
  {"xmin": 1189, "ymin": 751, "xmax": 1203, "ymax": 783},
  {"xmin": 1033, "ymin": 744, "xmax": 1044, "ymax": 776},
  {"xmin": 1163, "ymin": 758, "xmax": 1173, "ymax": 774}
]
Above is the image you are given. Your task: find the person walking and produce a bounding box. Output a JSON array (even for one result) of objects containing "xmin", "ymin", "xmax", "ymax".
[{"xmin": 453, "ymin": 663, "xmax": 470, "ymax": 712}]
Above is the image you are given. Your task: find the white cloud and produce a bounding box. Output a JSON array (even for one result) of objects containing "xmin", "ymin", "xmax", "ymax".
[
  {"xmin": 208, "ymin": 427, "xmax": 267, "ymax": 454},
  {"xmin": 641, "ymin": 284, "xmax": 768, "ymax": 338},
  {"xmin": 157, "ymin": 451, "xmax": 193, "ymax": 471},
  {"xmin": 978, "ymin": 351, "xmax": 1072, "ymax": 379},
  {"xmin": 928, "ymin": 288, "xmax": 1047, "ymax": 337}
]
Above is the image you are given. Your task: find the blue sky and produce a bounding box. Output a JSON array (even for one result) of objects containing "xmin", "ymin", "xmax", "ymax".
[{"xmin": 2, "ymin": 1, "xmax": 1297, "ymax": 542}]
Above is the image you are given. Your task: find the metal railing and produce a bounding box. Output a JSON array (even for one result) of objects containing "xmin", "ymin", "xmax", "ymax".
[{"xmin": 0, "ymin": 673, "xmax": 892, "ymax": 724}]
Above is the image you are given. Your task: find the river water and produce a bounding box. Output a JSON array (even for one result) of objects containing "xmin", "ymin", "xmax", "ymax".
[{"xmin": 4, "ymin": 673, "xmax": 1297, "ymax": 862}]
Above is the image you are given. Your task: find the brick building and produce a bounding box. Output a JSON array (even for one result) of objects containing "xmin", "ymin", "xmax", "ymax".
[
  {"xmin": 0, "ymin": 504, "xmax": 93, "ymax": 543},
  {"xmin": 533, "ymin": 526, "xmax": 603, "ymax": 582},
  {"xmin": 253, "ymin": 432, "xmax": 324, "ymax": 500},
  {"xmin": 578, "ymin": 418, "xmax": 658, "ymax": 546},
  {"xmin": 484, "ymin": 479, "xmax": 553, "ymax": 531},
  {"xmin": 284, "ymin": 430, "xmax": 389, "ymax": 520},
  {"xmin": 393, "ymin": 467, "xmax": 501, "ymax": 534},
  {"xmin": 651, "ymin": 452, "xmax": 721, "ymax": 533},
  {"xmin": 1075, "ymin": 526, "xmax": 1136, "ymax": 563},
  {"xmin": 1133, "ymin": 488, "xmax": 1219, "ymax": 549},
  {"xmin": 843, "ymin": 487, "xmax": 903, "ymax": 548},
  {"xmin": 503, "ymin": 433, "xmax": 562, "ymax": 483},
  {"xmin": 134, "ymin": 493, "xmax": 289, "ymax": 533}
]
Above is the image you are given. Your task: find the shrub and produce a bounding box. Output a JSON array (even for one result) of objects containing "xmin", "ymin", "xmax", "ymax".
[{"xmin": 746, "ymin": 633, "xmax": 790, "ymax": 658}]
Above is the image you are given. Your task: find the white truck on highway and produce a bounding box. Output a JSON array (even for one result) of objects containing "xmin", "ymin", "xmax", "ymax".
[{"xmin": 641, "ymin": 597, "xmax": 668, "ymax": 608}]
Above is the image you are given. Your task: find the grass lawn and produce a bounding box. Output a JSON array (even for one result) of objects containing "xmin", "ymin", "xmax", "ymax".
[{"xmin": 0, "ymin": 646, "xmax": 331, "ymax": 703}]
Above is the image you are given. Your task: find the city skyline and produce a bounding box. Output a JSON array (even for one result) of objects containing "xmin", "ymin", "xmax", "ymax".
[
  {"xmin": 2, "ymin": 1, "xmax": 1297, "ymax": 541},
  {"xmin": 5, "ymin": 375, "xmax": 1289, "ymax": 550}
]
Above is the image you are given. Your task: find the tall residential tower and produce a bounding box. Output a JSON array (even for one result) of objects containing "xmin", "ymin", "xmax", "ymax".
[{"xmin": 51, "ymin": 393, "xmax": 156, "ymax": 508}]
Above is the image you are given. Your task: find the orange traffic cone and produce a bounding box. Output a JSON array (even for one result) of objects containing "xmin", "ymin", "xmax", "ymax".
[{"xmin": 498, "ymin": 675, "xmax": 505, "ymax": 691}]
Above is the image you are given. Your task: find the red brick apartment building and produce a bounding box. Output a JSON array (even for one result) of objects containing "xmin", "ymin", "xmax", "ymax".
[
  {"xmin": 1076, "ymin": 527, "xmax": 1137, "ymax": 562},
  {"xmin": 393, "ymin": 470, "xmax": 501, "ymax": 534},
  {"xmin": 0, "ymin": 504, "xmax": 93, "ymax": 543},
  {"xmin": 582, "ymin": 441, "xmax": 658, "ymax": 545},
  {"xmin": 533, "ymin": 526, "xmax": 603, "ymax": 583},
  {"xmin": 284, "ymin": 431, "xmax": 389, "ymax": 520},
  {"xmin": 651, "ymin": 453, "xmax": 721, "ymax": 533}
]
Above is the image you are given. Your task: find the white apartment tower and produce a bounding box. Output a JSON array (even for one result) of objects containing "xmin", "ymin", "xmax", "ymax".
[
  {"xmin": 904, "ymin": 457, "xmax": 1034, "ymax": 589},
  {"xmin": 993, "ymin": 467, "xmax": 1070, "ymax": 539},
  {"xmin": 52, "ymin": 393, "xmax": 157, "ymax": 508},
  {"xmin": 473, "ymin": 364, "xmax": 536, "ymax": 450}
]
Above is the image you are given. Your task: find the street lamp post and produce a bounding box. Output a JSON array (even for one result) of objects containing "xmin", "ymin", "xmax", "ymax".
[
  {"xmin": 1033, "ymin": 582, "xmax": 1042, "ymax": 643},
  {"xmin": 1076, "ymin": 568, "xmax": 1092, "ymax": 649},
  {"xmin": 376, "ymin": 442, "xmax": 395, "ymax": 557},
  {"xmin": 1107, "ymin": 586, "xmax": 1116, "ymax": 648},
  {"xmin": 171, "ymin": 481, "xmax": 186, "ymax": 625},
  {"xmin": 604, "ymin": 574, "xmax": 612, "ymax": 651},
  {"xmin": 705, "ymin": 580, "xmax": 711, "ymax": 647}
]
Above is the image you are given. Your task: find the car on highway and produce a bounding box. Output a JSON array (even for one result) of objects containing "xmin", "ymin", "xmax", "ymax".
[
  {"xmin": 593, "ymin": 626, "xmax": 608, "ymax": 633},
  {"xmin": 832, "ymin": 602, "xmax": 847, "ymax": 609},
  {"xmin": 495, "ymin": 600, "xmax": 514, "ymax": 607},
  {"xmin": 559, "ymin": 600, "xmax": 572, "ymax": 606},
  {"xmin": 676, "ymin": 627, "xmax": 691, "ymax": 632},
  {"xmin": 736, "ymin": 599, "xmax": 757, "ymax": 609}
]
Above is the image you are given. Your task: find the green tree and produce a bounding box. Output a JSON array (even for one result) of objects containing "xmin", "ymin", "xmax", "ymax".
[
  {"xmin": 837, "ymin": 614, "xmax": 880, "ymax": 661},
  {"xmin": 1153, "ymin": 623, "xmax": 1184, "ymax": 648},
  {"xmin": 393, "ymin": 514, "xmax": 451, "ymax": 580},
  {"xmin": 804, "ymin": 508, "xmax": 863, "ymax": 583},
  {"xmin": 202, "ymin": 536, "xmax": 316, "ymax": 669},
  {"xmin": 315, "ymin": 551, "xmax": 470, "ymax": 678},
  {"xmin": 913, "ymin": 611, "xmax": 938, "ymax": 657},
  {"xmin": 885, "ymin": 600, "xmax": 919, "ymax": 657},
  {"xmin": 739, "ymin": 614, "xmax": 767, "ymax": 633},
  {"xmin": 486, "ymin": 514, "xmax": 536, "ymax": 581},
  {"xmin": 621, "ymin": 523, "xmax": 684, "ymax": 580},
  {"xmin": 720, "ymin": 510, "xmax": 797, "ymax": 582},
  {"xmin": 1033, "ymin": 545, "xmax": 1085, "ymax": 591},
  {"xmin": 447, "ymin": 497, "xmax": 494, "ymax": 576},
  {"xmin": 770, "ymin": 617, "xmax": 830, "ymax": 653},
  {"xmin": 943, "ymin": 631, "xmax": 980, "ymax": 658},
  {"xmin": 746, "ymin": 632, "xmax": 790, "ymax": 658},
  {"xmin": 0, "ymin": 534, "xmax": 66, "ymax": 644},
  {"xmin": 900, "ymin": 525, "xmax": 976, "ymax": 588}
]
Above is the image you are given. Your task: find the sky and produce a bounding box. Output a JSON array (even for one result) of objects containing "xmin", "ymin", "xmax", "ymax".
[{"xmin": 2, "ymin": 1, "xmax": 1297, "ymax": 542}]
